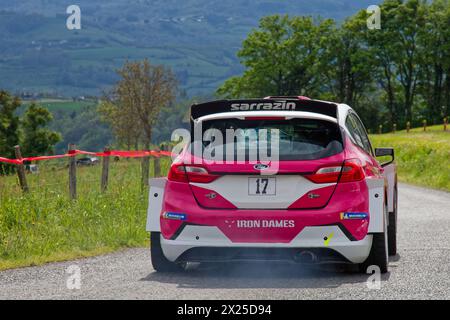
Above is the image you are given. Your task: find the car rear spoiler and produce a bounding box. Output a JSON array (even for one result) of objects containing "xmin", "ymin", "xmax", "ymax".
[{"xmin": 190, "ymin": 97, "xmax": 338, "ymax": 121}]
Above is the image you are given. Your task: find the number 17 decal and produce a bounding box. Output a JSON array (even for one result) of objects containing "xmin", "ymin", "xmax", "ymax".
[
  {"xmin": 256, "ymin": 178, "xmax": 269, "ymax": 194},
  {"xmin": 248, "ymin": 177, "xmax": 276, "ymax": 195}
]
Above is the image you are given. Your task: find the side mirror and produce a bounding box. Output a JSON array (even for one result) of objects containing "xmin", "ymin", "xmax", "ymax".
[{"xmin": 375, "ymin": 148, "xmax": 395, "ymax": 167}]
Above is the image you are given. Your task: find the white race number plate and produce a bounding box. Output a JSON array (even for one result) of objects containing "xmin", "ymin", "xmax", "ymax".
[{"xmin": 248, "ymin": 177, "xmax": 276, "ymax": 195}]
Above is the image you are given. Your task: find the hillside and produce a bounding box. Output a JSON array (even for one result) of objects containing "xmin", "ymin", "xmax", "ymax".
[{"xmin": 0, "ymin": 0, "xmax": 377, "ymax": 97}]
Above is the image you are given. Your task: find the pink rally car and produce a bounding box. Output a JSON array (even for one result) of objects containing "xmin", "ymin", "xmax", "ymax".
[{"xmin": 146, "ymin": 96, "xmax": 397, "ymax": 273}]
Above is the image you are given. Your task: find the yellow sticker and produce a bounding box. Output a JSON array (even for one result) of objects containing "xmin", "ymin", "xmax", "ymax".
[{"xmin": 324, "ymin": 232, "xmax": 334, "ymax": 246}]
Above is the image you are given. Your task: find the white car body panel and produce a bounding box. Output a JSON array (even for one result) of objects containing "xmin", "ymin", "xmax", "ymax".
[
  {"xmin": 160, "ymin": 225, "xmax": 373, "ymax": 264},
  {"xmin": 337, "ymin": 104, "xmax": 353, "ymax": 127},
  {"xmin": 146, "ymin": 178, "xmax": 166, "ymax": 232},
  {"xmin": 367, "ymin": 178, "xmax": 386, "ymax": 233},
  {"xmin": 383, "ymin": 163, "xmax": 396, "ymax": 213}
]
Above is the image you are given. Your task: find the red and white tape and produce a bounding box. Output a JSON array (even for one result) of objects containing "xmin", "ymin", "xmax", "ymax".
[{"xmin": 0, "ymin": 149, "xmax": 173, "ymax": 165}]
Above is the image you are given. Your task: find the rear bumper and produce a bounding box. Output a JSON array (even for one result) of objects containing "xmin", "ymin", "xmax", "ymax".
[
  {"xmin": 157, "ymin": 179, "xmax": 375, "ymax": 264},
  {"xmin": 176, "ymin": 247, "xmax": 352, "ymax": 264},
  {"xmin": 161, "ymin": 180, "xmax": 370, "ymax": 240},
  {"xmin": 161, "ymin": 225, "xmax": 372, "ymax": 264}
]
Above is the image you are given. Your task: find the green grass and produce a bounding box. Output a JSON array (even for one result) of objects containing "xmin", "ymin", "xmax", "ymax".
[
  {"xmin": 370, "ymin": 125, "xmax": 450, "ymax": 192},
  {"xmin": 0, "ymin": 157, "xmax": 170, "ymax": 270}
]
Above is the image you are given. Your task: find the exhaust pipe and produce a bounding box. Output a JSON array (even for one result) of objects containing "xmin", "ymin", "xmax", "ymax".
[{"xmin": 294, "ymin": 251, "xmax": 317, "ymax": 264}]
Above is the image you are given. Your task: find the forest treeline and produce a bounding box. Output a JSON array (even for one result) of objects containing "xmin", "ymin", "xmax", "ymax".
[
  {"xmin": 0, "ymin": 91, "xmax": 61, "ymax": 171},
  {"xmin": 218, "ymin": 0, "xmax": 450, "ymax": 131}
]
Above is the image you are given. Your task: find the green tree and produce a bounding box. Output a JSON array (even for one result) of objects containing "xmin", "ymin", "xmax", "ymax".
[
  {"xmin": 0, "ymin": 90, "xmax": 20, "ymax": 173},
  {"xmin": 21, "ymin": 103, "xmax": 61, "ymax": 157},
  {"xmin": 356, "ymin": 0, "xmax": 403, "ymax": 126},
  {"xmin": 112, "ymin": 59, "xmax": 177, "ymax": 150},
  {"xmin": 100, "ymin": 59, "xmax": 177, "ymax": 186},
  {"xmin": 217, "ymin": 15, "xmax": 335, "ymax": 98},
  {"xmin": 98, "ymin": 99, "xmax": 142, "ymax": 150},
  {"xmin": 321, "ymin": 15, "xmax": 375, "ymax": 108},
  {"xmin": 417, "ymin": 0, "xmax": 450, "ymax": 122},
  {"xmin": 395, "ymin": 0, "xmax": 427, "ymax": 123},
  {"xmin": 364, "ymin": 0, "xmax": 427, "ymax": 125},
  {"xmin": 217, "ymin": 0, "xmax": 449, "ymax": 129}
]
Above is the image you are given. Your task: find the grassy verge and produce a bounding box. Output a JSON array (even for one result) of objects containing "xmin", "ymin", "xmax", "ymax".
[
  {"xmin": 370, "ymin": 125, "xmax": 450, "ymax": 192},
  {"xmin": 0, "ymin": 158, "xmax": 170, "ymax": 271}
]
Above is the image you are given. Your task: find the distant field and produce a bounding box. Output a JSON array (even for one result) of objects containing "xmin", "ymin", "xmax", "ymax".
[
  {"xmin": 22, "ymin": 99, "xmax": 97, "ymax": 113},
  {"xmin": 370, "ymin": 125, "xmax": 450, "ymax": 192}
]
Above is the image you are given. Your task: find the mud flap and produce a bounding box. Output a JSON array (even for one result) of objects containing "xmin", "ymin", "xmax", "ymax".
[
  {"xmin": 146, "ymin": 178, "xmax": 167, "ymax": 232},
  {"xmin": 383, "ymin": 163, "xmax": 396, "ymax": 213},
  {"xmin": 367, "ymin": 178, "xmax": 386, "ymax": 233}
]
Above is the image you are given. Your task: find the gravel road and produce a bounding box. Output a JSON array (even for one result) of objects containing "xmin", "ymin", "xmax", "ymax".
[{"xmin": 1, "ymin": 183, "xmax": 449, "ymax": 300}]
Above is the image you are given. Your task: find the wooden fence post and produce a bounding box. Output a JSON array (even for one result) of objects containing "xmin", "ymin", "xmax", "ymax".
[
  {"xmin": 423, "ymin": 119, "xmax": 427, "ymax": 132},
  {"xmin": 444, "ymin": 117, "xmax": 448, "ymax": 131},
  {"xmin": 153, "ymin": 146, "xmax": 161, "ymax": 178},
  {"xmin": 14, "ymin": 145, "xmax": 29, "ymax": 193},
  {"xmin": 68, "ymin": 144, "xmax": 77, "ymax": 200},
  {"xmin": 101, "ymin": 147, "xmax": 110, "ymax": 193},
  {"xmin": 141, "ymin": 155, "xmax": 150, "ymax": 189},
  {"xmin": 406, "ymin": 121, "xmax": 410, "ymax": 133}
]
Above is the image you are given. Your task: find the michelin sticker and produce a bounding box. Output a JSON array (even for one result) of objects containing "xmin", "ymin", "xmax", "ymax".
[
  {"xmin": 340, "ymin": 212, "xmax": 368, "ymax": 220},
  {"xmin": 163, "ymin": 212, "xmax": 187, "ymax": 221}
]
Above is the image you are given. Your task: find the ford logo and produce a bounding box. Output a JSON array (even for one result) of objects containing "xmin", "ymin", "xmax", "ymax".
[{"xmin": 254, "ymin": 164, "xmax": 269, "ymax": 170}]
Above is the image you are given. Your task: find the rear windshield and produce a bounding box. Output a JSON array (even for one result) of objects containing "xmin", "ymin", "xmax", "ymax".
[{"xmin": 192, "ymin": 118, "xmax": 343, "ymax": 161}]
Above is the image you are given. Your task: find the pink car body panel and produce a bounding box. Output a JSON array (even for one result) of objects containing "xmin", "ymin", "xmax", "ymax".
[{"xmin": 161, "ymin": 178, "xmax": 370, "ymax": 243}]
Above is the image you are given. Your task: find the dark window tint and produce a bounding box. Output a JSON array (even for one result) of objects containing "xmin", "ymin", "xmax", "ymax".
[
  {"xmin": 346, "ymin": 114, "xmax": 372, "ymax": 154},
  {"xmin": 195, "ymin": 118, "xmax": 343, "ymax": 161}
]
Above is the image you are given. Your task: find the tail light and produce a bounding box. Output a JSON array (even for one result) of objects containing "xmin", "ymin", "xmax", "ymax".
[
  {"xmin": 305, "ymin": 159, "xmax": 365, "ymax": 183},
  {"xmin": 168, "ymin": 164, "xmax": 219, "ymax": 183}
]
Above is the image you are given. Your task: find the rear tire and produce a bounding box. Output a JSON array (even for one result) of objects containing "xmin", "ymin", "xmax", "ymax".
[
  {"xmin": 359, "ymin": 203, "xmax": 389, "ymax": 274},
  {"xmin": 150, "ymin": 232, "xmax": 183, "ymax": 272},
  {"xmin": 388, "ymin": 187, "xmax": 398, "ymax": 256}
]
